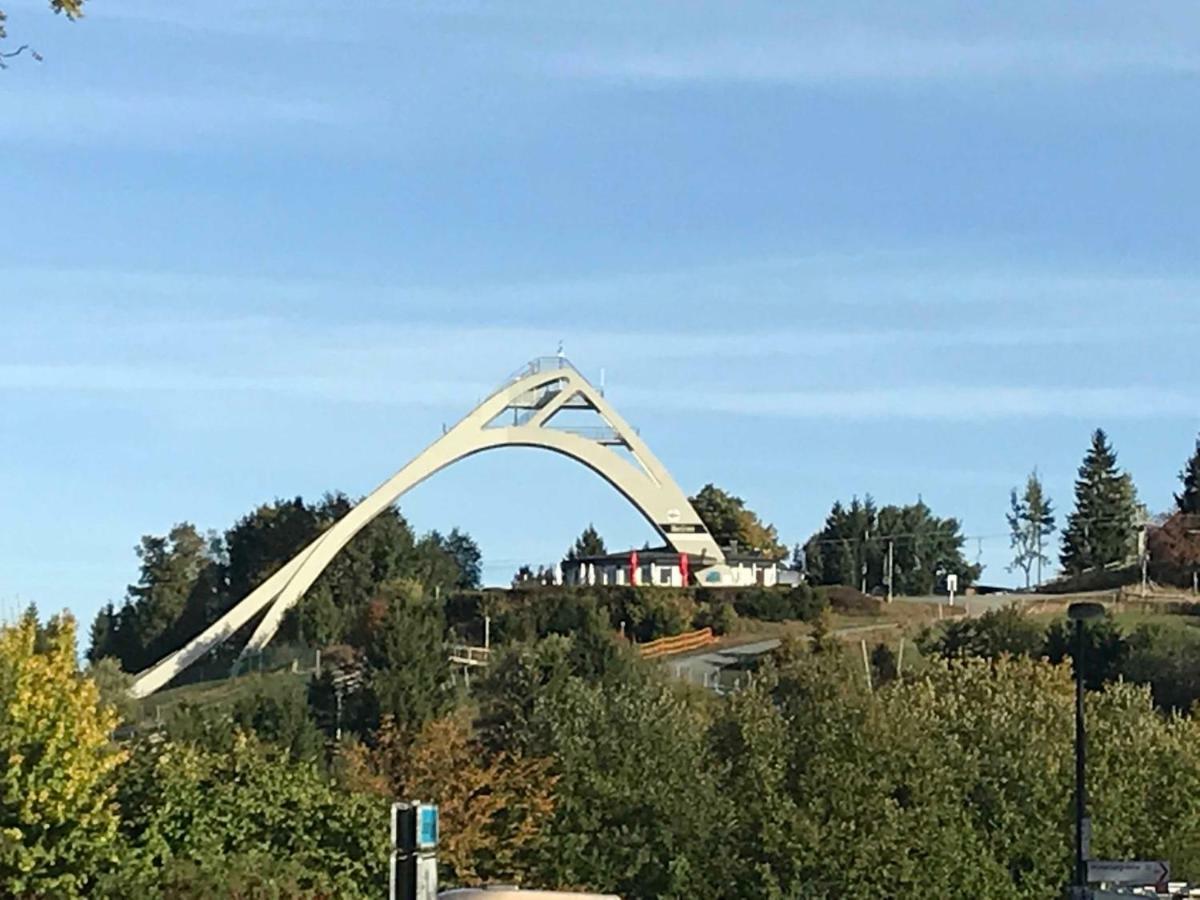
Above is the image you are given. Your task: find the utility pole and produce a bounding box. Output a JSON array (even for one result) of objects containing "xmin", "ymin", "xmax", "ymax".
[
  {"xmin": 335, "ymin": 686, "xmax": 344, "ymax": 742},
  {"xmin": 887, "ymin": 540, "xmax": 895, "ymax": 603},
  {"xmin": 861, "ymin": 529, "xmax": 870, "ymax": 594},
  {"xmin": 1139, "ymin": 526, "xmax": 1150, "ymax": 598}
]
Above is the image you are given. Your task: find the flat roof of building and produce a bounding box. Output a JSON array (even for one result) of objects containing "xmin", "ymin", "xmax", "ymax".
[{"xmin": 566, "ymin": 547, "xmax": 783, "ymax": 565}]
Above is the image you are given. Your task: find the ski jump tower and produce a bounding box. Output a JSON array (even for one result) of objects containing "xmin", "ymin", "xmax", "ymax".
[{"xmin": 129, "ymin": 357, "xmax": 730, "ymax": 698}]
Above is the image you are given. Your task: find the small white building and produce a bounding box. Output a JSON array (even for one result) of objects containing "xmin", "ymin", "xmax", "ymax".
[{"xmin": 562, "ymin": 546, "xmax": 787, "ymax": 588}]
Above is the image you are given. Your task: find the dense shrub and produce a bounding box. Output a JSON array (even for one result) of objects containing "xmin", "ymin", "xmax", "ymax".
[
  {"xmin": 609, "ymin": 587, "xmax": 693, "ymax": 642},
  {"xmin": 483, "ymin": 587, "xmax": 696, "ymax": 645},
  {"xmin": 693, "ymin": 600, "xmax": 738, "ymax": 635},
  {"xmin": 789, "ymin": 584, "xmax": 828, "ymax": 623},
  {"xmin": 732, "ymin": 587, "xmax": 794, "ymax": 622},
  {"xmin": 1123, "ymin": 622, "xmax": 1200, "ymax": 714},
  {"xmin": 819, "ymin": 585, "xmax": 882, "ymax": 616},
  {"xmin": 164, "ymin": 676, "xmax": 324, "ymax": 762},
  {"xmin": 100, "ymin": 736, "xmax": 386, "ymax": 898},
  {"xmin": 918, "ymin": 606, "xmax": 1045, "ymax": 661}
]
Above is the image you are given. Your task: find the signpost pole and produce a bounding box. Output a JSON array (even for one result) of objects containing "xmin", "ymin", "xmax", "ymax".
[
  {"xmin": 1074, "ymin": 613, "xmax": 1088, "ymax": 892},
  {"xmin": 391, "ymin": 801, "xmax": 438, "ymax": 900},
  {"xmin": 1067, "ymin": 602, "xmax": 1104, "ymax": 898}
]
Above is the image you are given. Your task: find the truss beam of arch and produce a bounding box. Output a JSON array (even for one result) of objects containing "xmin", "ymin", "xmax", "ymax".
[{"xmin": 129, "ymin": 357, "xmax": 727, "ymax": 698}]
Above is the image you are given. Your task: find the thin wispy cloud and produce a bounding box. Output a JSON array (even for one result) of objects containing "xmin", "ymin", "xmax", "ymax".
[
  {"xmin": 554, "ymin": 32, "xmax": 1200, "ymax": 85},
  {"xmin": 3, "ymin": 0, "xmax": 355, "ymax": 41},
  {"xmin": 0, "ymin": 87, "xmax": 380, "ymax": 148},
  {"xmin": 2, "ymin": 351, "xmax": 1189, "ymax": 423},
  {"xmin": 0, "ymin": 362, "xmax": 487, "ymax": 406},
  {"xmin": 2, "ymin": 306, "xmax": 1190, "ymax": 377},
  {"xmin": 621, "ymin": 385, "xmax": 1199, "ymax": 422},
  {"xmin": 9, "ymin": 259, "xmax": 1200, "ymax": 325}
]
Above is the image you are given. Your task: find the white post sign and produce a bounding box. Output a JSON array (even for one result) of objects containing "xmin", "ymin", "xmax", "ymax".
[
  {"xmin": 391, "ymin": 801, "xmax": 439, "ymax": 900},
  {"xmin": 1087, "ymin": 860, "xmax": 1169, "ymax": 888}
]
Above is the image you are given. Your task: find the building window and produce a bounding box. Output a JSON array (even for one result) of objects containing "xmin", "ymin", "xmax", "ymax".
[{"xmin": 659, "ymin": 567, "xmax": 673, "ymax": 585}]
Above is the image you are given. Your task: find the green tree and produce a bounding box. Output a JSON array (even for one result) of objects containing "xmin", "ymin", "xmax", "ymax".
[
  {"xmin": 805, "ymin": 496, "xmax": 981, "ymax": 595},
  {"xmin": 446, "ymin": 528, "xmax": 483, "ymax": 589},
  {"xmin": 1006, "ymin": 469, "xmax": 1056, "ymax": 588},
  {"xmin": 103, "ymin": 850, "xmax": 350, "ymax": 900},
  {"xmin": 716, "ymin": 649, "xmax": 1200, "ymax": 898},
  {"xmin": 360, "ymin": 581, "xmax": 453, "ymax": 735},
  {"xmin": 293, "ymin": 590, "xmax": 343, "ymax": 648},
  {"xmin": 689, "ymin": 483, "xmax": 786, "ymax": 557},
  {"xmin": 164, "ymin": 677, "xmax": 325, "ymax": 763},
  {"xmin": 1060, "ymin": 429, "xmax": 1141, "ymax": 574},
  {"xmin": 85, "ymin": 657, "xmax": 138, "ymax": 725},
  {"xmin": 1084, "ymin": 683, "xmax": 1200, "ymax": 880},
  {"xmin": 803, "ymin": 499, "xmax": 864, "ymax": 587},
  {"xmin": 0, "ymin": 610, "xmax": 125, "ymax": 897},
  {"xmin": 1123, "ymin": 622, "xmax": 1200, "ymax": 714},
  {"xmin": 919, "ymin": 606, "xmax": 1046, "ymax": 661},
  {"xmin": 226, "ymin": 494, "xmax": 411, "ymax": 644},
  {"xmin": 113, "ymin": 523, "xmax": 217, "ymax": 672},
  {"xmin": 522, "ymin": 672, "xmax": 725, "ymax": 898},
  {"xmin": 282, "ymin": 496, "xmax": 417, "ymax": 646},
  {"xmin": 87, "ymin": 602, "xmax": 118, "ymax": 663},
  {"xmin": 475, "ymin": 635, "xmax": 576, "ymax": 756},
  {"xmin": 100, "ymin": 735, "xmax": 385, "ymax": 898},
  {"xmin": 1043, "ymin": 613, "xmax": 1130, "ymax": 691},
  {"xmin": 104, "ymin": 494, "xmax": 429, "ymax": 669},
  {"xmin": 340, "ymin": 712, "xmax": 557, "ymax": 887},
  {"xmin": 223, "ymin": 498, "xmax": 324, "ymax": 604},
  {"xmin": 412, "ymin": 530, "xmax": 467, "ymax": 595},
  {"xmin": 1177, "ymin": 434, "xmax": 1200, "ymax": 514},
  {"xmin": 567, "ymin": 523, "xmax": 607, "ymax": 560}
]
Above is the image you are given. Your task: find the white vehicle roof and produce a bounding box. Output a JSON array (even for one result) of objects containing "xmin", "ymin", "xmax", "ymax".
[{"xmin": 439, "ymin": 890, "xmax": 620, "ymax": 900}]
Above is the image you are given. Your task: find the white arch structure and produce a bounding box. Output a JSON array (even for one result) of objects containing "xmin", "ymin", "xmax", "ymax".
[{"xmin": 129, "ymin": 357, "xmax": 729, "ymax": 698}]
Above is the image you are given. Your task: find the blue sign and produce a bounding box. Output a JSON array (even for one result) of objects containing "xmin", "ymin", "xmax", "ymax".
[
  {"xmin": 705, "ymin": 571, "xmax": 722, "ymax": 583},
  {"xmin": 416, "ymin": 804, "xmax": 438, "ymax": 850}
]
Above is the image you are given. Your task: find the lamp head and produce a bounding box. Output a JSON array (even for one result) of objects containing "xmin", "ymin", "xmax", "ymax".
[{"xmin": 1067, "ymin": 601, "xmax": 1106, "ymax": 622}]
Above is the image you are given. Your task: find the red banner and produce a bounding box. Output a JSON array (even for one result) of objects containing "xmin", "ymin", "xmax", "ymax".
[{"xmin": 629, "ymin": 550, "xmax": 639, "ymax": 585}]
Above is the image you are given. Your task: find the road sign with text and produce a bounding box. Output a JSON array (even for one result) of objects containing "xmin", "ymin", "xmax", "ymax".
[{"xmin": 1086, "ymin": 859, "xmax": 1169, "ymax": 887}]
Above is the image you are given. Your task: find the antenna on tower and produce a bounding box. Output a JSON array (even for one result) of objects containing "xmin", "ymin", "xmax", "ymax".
[{"xmin": 556, "ymin": 340, "xmax": 565, "ymax": 359}]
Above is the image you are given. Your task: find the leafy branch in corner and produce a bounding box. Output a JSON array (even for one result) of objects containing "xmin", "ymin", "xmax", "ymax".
[{"xmin": 0, "ymin": 2, "xmax": 85, "ymax": 68}]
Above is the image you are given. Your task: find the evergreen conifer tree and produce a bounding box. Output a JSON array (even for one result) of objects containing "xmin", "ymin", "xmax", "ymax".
[
  {"xmin": 1060, "ymin": 429, "xmax": 1140, "ymax": 574},
  {"xmin": 86, "ymin": 602, "xmax": 117, "ymax": 664},
  {"xmin": 1177, "ymin": 435, "xmax": 1200, "ymax": 515},
  {"xmin": 1006, "ymin": 469, "xmax": 1056, "ymax": 588},
  {"xmin": 567, "ymin": 524, "xmax": 607, "ymax": 560}
]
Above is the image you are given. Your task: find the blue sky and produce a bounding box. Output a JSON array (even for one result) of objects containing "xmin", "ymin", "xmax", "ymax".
[{"xmin": 2, "ymin": 1, "xmax": 1199, "ymax": 628}]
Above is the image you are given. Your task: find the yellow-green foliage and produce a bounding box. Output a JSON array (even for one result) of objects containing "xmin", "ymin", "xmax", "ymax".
[
  {"xmin": 0, "ymin": 612, "xmax": 125, "ymax": 898},
  {"xmin": 50, "ymin": 0, "xmax": 85, "ymax": 18},
  {"xmin": 1, "ymin": 2, "xmax": 84, "ymax": 42}
]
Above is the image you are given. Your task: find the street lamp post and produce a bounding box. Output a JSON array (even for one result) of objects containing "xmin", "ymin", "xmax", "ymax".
[{"xmin": 1068, "ymin": 601, "xmax": 1105, "ymax": 898}]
